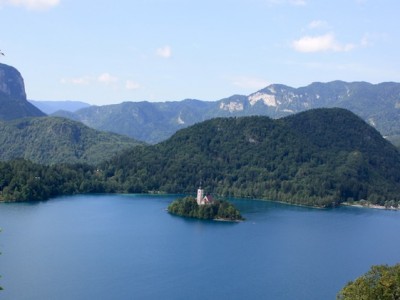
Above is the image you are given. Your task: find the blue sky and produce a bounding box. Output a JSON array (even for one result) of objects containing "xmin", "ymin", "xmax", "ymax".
[{"xmin": 0, "ymin": 0, "xmax": 399, "ymax": 105}]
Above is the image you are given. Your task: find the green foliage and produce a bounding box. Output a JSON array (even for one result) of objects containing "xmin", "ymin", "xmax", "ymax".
[
  {"xmin": 167, "ymin": 196, "xmax": 243, "ymax": 221},
  {"xmin": 3, "ymin": 108, "xmax": 400, "ymax": 206},
  {"xmin": 102, "ymin": 109, "xmax": 400, "ymax": 207},
  {"xmin": 0, "ymin": 159, "xmax": 114, "ymax": 202},
  {"xmin": 337, "ymin": 264, "xmax": 400, "ymax": 300},
  {"xmin": 0, "ymin": 117, "xmax": 143, "ymax": 165}
]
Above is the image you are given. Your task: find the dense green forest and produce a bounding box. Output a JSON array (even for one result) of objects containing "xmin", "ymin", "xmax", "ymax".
[
  {"xmin": 337, "ymin": 264, "xmax": 400, "ymax": 299},
  {"xmin": 0, "ymin": 117, "xmax": 143, "ymax": 165},
  {"xmin": 101, "ymin": 108, "xmax": 400, "ymax": 207},
  {"xmin": 2, "ymin": 108, "xmax": 400, "ymax": 207},
  {"xmin": 0, "ymin": 159, "xmax": 112, "ymax": 202},
  {"xmin": 168, "ymin": 196, "xmax": 243, "ymax": 221}
]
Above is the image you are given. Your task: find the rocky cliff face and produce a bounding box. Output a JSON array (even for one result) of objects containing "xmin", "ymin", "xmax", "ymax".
[
  {"xmin": 218, "ymin": 81, "xmax": 400, "ymax": 119},
  {"xmin": 217, "ymin": 81, "xmax": 400, "ymax": 138},
  {"xmin": 0, "ymin": 63, "xmax": 27, "ymax": 100},
  {"xmin": 0, "ymin": 63, "xmax": 45, "ymax": 120}
]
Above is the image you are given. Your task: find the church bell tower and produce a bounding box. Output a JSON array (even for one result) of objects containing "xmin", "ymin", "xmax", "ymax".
[{"xmin": 196, "ymin": 185, "xmax": 204, "ymax": 205}]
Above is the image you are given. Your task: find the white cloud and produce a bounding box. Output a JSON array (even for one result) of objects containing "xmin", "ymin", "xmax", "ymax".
[
  {"xmin": 232, "ymin": 76, "xmax": 270, "ymax": 90},
  {"xmin": 360, "ymin": 32, "xmax": 387, "ymax": 47},
  {"xmin": 98, "ymin": 73, "xmax": 118, "ymax": 85},
  {"xmin": 292, "ymin": 33, "xmax": 355, "ymax": 53},
  {"xmin": 126, "ymin": 80, "xmax": 140, "ymax": 90},
  {"xmin": 307, "ymin": 20, "xmax": 329, "ymax": 30},
  {"xmin": 0, "ymin": 0, "xmax": 60, "ymax": 10},
  {"xmin": 156, "ymin": 45, "xmax": 172, "ymax": 58},
  {"xmin": 62, "ymin": 73, "xmax": 121, "ymax": 87},
  {"xmin": 361, "ymin": 34, "xmax": 371, "ymax": 47}
]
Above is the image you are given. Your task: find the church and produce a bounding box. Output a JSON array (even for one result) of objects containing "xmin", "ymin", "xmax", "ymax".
[{"xmin": 196, "ymin": 186, "xmax": 214, "ymax": 205}]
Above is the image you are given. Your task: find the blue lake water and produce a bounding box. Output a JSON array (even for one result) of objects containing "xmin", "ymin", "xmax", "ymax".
[{"xmin": 1, "ymin": 194, "xmax": 400, "ymax": 300}]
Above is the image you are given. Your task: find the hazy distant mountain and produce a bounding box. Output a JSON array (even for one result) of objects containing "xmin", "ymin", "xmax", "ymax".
[
  {"xmin": 0, "ymin": 117, "xmax": 143, "ymax": 165},
  {"xmin": 53, "ymin": 81, "xmax": 400, "ymax": 143},
  {"xmin": 29, "ymin": 100, "xmax": 91, "ymax": 114},
  {"xmin": 53, "ymin": 99, "xmax": 212, "ymax": 144},
  {"xmin": 0, "ymin": 63, "xmax": 45, "ymax": 120}
]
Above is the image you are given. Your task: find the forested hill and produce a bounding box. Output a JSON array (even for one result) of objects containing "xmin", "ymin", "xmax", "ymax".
[
  {"xmin": 2, "ymin": 108, "xmax": 400, "ymax": 206},
  {"xmin": 0, "ymin": 117, "xmax": 143, "ymax": 165},
  {"xmin": 102, "ymin": 108, "xmax": 400, "ymax": 207}
]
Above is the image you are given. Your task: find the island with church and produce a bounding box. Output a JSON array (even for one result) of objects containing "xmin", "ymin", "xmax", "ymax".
[{"xmin": 167, "ymin": 186, "xmax": 244, "ymax": 221}]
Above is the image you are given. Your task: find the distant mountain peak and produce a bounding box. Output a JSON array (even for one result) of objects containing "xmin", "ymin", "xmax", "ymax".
[
  {"xmin": 0, "ymin": 63, "xmax": 27, "ymax": 100},
  {"xmin": 0, "ymin": 63, "xmax": 45, "ymax": 120}
]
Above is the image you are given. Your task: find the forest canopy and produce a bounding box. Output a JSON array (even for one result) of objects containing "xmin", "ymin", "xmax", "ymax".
[
  {"xmin": 337, "ymin": 264, "xmax": 400, "ymax": 300},
  {"xmin": 2, "ymin": 109, "xmax": 400, "ymax": 208},
  {"xmin": 101, "ymin": 109, "xmax": 400, "ymax": 208}
]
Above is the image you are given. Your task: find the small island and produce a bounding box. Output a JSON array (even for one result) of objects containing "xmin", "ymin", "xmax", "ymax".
[{"xmin": 167, "ymin": 186, "xmax": 244, "ymax": 221}]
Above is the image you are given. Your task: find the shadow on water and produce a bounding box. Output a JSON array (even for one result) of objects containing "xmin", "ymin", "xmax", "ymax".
[{"xmin": 167, "ymin": 211, "xmax": 241, "ymax": 227}]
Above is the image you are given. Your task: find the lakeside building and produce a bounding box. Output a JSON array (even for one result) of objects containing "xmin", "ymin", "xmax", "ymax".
[{"xmin": 196, "ymin": 186, "xmax": 214, "ymax": 205}]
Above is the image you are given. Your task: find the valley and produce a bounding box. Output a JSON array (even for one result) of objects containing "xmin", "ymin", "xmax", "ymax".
[{"xmin": 1, "ymin": 62, "xmax": 400, "ymax": 209}]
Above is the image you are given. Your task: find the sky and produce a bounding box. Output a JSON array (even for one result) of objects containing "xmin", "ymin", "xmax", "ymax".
[{"xmin": 0, "ymin": 0, "xmax": 399, "ymax": 105}]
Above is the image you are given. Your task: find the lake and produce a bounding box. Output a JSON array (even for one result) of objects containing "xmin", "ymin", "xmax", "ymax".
[{"xmin": 1, "ymin": 194, "xmax": 400, "ymax": 300}]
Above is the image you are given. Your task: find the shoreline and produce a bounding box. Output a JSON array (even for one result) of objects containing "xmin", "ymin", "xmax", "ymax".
[
  {"xmin": 2, "ymin": 192, "xmax": 399, "ymax": 212},
  {"xmin": 341, "ymin": 202, "xmax": 399, "ymax": 211},
  {"xmin": 213, "ymin": 217, "xmax": 244, "ymax": 222}
]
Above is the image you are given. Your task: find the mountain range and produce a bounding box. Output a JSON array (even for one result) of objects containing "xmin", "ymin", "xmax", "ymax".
[
  {"xmin": 3, "ymin": 62, "xmax": 400, "ymax": 146},
  {"xmin": 51, "ymin": 81, "xmax": 400, "ymax": 144}
]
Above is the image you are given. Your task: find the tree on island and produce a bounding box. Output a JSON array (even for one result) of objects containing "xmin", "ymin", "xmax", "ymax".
[
  {"xmin": 337, "ymin": 263, "xmax": 400, "ymax": 299},
  {"xmin": 168, "ymin": 196, "xmax": 243, "ymax": 221}
]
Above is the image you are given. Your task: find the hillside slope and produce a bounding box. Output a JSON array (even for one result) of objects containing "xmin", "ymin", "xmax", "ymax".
[
  {"xmin": 0, "ymin": 117, "xmax": 143, "ymax": 165},
  {"xmin": 101, "ymin": 108, "xmax": 400, "ymax": 207}
]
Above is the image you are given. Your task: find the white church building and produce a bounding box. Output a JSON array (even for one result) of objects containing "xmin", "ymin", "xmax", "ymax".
[{"xmin": 196, "ymin": 186, "xmax": 214, "ymax": 205}]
